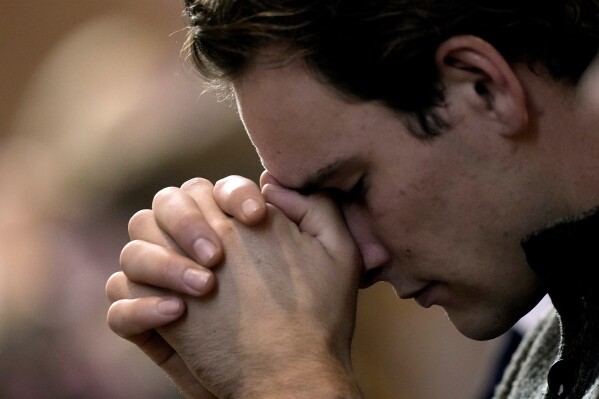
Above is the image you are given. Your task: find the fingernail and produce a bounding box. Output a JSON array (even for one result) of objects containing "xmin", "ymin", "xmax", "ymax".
[
  {"xmin": 157, "ymin": 298, "xmax": 182, "ymax": 315},
  {"xmin": 183, "ymin": 269, "xmax": 211, "ymax": 294},
  {"xmin": 242, "ymin": 198, "xmax": 261, "ymax": 218},
  {"xmin": 193, "ymin": 238, "xmax": 217, "ymax": 265}
]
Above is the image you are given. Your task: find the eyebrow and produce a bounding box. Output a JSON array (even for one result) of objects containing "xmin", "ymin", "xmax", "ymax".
[{"xmin": 296, "ymin": 158, "xmax": 357, "ymax": 195}]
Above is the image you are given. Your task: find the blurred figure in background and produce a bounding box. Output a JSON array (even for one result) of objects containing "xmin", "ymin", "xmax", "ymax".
[{"xmin": 0, "ymin": 2, "xmax": 252, "ymax": 397}]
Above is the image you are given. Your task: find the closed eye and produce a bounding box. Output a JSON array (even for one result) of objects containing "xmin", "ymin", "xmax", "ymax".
[{"xmin": 328, "ymin": 176, "xmax": 368, "ymax": 204}]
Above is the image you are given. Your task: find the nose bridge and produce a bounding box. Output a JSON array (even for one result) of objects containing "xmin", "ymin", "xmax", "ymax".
[{"xmin": 342, "ymin": 204, "xmax": 391, "ymax": 270}]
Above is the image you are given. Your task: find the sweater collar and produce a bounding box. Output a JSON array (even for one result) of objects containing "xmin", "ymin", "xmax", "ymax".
[
  {"xmin": 522, "ymin": 205, "xmax": 599, "ymax": 398},
  {"xmin": 522, "ymin": 206, "xmax": 599, "ymax": 323}
]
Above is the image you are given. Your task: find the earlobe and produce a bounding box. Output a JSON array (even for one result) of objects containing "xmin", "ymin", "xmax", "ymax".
[{"xmin": 435, "ymin": 35, "xmax": 528, "ymax": 136}]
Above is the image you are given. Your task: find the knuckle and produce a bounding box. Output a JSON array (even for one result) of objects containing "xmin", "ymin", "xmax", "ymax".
[
  {"xmin": 214, "ymin": 175, "xmax": 243, "ymax": 189},
  {"xmin": 105, "ymin": 272, "xmax": 126, "ymax": 301},
  {"xmin": 170, "ymin": 210, "xmax": 205, "ymax": 237},
  {"xmin": 181, "ymin": 177, "xmax": 213, "ymax": 191},
  {"xmin": 152, "ymin": 186, "xmax": 180, "ymax": 208},
  {"xmin": 211, "ymin": 217, "xmax": 236, "ymax": 238},
  {"xmin": 218, "ymin": 175, "xmax": 257, "ymax": 196},
  {"xmin": 128, "ymin": 209, "xmax": 153, "ymax": 238},
  {"xmin": 106, "ymin": 303, "xmax": 127, "ymax": 336},
  {"xmin": 106, "ymin": 303, "xmax": 118, "ymax": 328},
  {"xmin": 119, "ymin": 240, "xmax": 141, "ymax": 270}
]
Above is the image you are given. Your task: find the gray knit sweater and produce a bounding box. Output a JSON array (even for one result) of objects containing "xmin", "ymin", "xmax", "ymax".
[{"xmin": 493, "ymin": 207, "xmax": 599, "ymax": 399}]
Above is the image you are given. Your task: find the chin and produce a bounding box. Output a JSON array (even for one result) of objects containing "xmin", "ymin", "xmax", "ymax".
[
  {"xmin": 443, "ymin": 307, "xmax": 521, "ymax": 342},
  {"xmin": 442, "ymin": 287, "xmax": 546, "ymax": 341},
  {"xmin": 455, "ymin": 322, "xmax": 512, "ymax": 341}
]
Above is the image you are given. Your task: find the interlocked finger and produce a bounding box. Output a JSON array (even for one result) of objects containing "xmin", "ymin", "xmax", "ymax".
[
  {"xmin": 152, "ymin": 181, "xmax": 224, "ymax": 268},
  {"xmin": 213, "ymin": 175, "xmax": 267, "ymax": 226},
  {"xmin": 120, "ymin": 240, "xmax": 215, "ymax": 296},
  {"xmin": 107, "ymin": 297, "xmax": 184, "ymax": 339}
]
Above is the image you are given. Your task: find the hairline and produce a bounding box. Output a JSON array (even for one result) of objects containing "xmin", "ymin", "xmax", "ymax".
[{"xmin": 222, "ymin": 44, "xmax": 442, "ymax": 139}]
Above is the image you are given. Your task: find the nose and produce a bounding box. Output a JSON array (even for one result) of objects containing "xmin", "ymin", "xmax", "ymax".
[{"xmin": 341, "ymin": 204, "xmax": 391, "ymax": 271}]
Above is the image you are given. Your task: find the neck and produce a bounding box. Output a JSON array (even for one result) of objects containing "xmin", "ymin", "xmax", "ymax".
[{"xmin": 519, "ymin": 66, "xmax": 599, "ymax": 216}]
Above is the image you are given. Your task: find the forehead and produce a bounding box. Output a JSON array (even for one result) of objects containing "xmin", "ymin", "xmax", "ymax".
[{"xmin": 233, "ymin": 57, "xmax": 393, "ymax": 188}]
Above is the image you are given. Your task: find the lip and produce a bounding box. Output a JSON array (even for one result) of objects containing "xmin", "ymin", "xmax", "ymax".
[
  {"xmin": 360, "ymin": 269, "xmax": 440, "ymax": 309},
  {"xmin": 413, "ymin": 282, "xmax": 439, "ymax": 308},
  {"xmin": 398, "ymin": 284, "xmax": 429, "ymax": 300}
]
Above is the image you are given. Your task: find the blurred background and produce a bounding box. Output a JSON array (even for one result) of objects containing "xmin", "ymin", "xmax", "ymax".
[{"xmin": 0, "ymin": 1, "xmax": 510, "ymax": 397}]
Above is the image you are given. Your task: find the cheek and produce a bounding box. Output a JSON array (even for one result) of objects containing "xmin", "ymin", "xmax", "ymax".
[
  {"xmin": 363, "ymin": 190, "xmax": 422, "ymax": 259},
  {"xmin": 365, "ymin": 178, "xmax": 475, "ymax": 274},
  {"xmin": 368, "ymin": 177, "xmax": 446, "ymax": 237}
]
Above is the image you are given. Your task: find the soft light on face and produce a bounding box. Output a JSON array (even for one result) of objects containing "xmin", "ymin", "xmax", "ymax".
[{"xmin": 234, "ymin": 56, "xmax": 547, "ymax": 340}]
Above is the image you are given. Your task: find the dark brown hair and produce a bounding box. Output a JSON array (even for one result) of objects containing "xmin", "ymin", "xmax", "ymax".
[{"xmin": 184, "ymin": 0, "xmax": 599, "ymax": 136}]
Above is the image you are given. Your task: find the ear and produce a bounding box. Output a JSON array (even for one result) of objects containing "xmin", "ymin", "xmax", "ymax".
[{"xmin": 435, "ymin": 35, "xmax": 528, "ymax": 136}]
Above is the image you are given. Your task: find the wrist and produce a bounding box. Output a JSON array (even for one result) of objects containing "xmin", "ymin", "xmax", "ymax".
[
  {"xmin": 244, "ymin": 358, "xmax": 361, "ymax": 399},
  {"xmin": 239, "ymin": 337, "xmax": 361, "ymax": 399}
]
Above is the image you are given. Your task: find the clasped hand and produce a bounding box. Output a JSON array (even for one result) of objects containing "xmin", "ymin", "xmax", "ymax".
[{"xmin": 106, "ymin": 174, "xmax": 362, "ymax": 398}]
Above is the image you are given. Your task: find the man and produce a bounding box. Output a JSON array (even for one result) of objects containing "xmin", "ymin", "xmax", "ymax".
[{"xmin": 106, "ymin": 1, "xmax": 599, "ymax": 397}]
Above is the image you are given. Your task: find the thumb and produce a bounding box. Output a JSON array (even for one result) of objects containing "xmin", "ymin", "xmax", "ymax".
[{"xmin": 262, "ymin": 183, "xmax": 356, "ymax": 259}]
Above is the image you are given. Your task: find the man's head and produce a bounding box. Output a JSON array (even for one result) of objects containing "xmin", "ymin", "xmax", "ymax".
[{"xmin": 183, "ymin": 1, "xmax": 599, "ymax": 340}]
